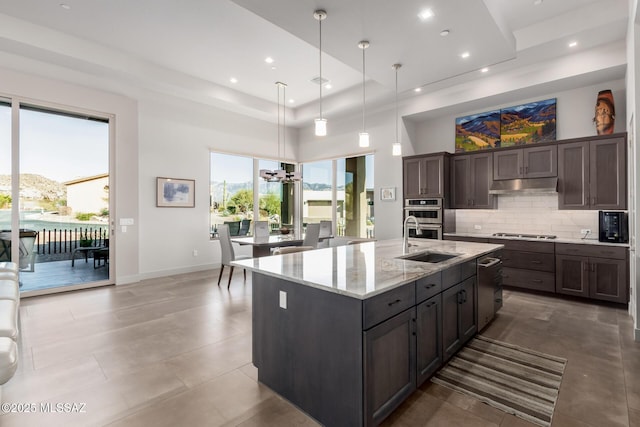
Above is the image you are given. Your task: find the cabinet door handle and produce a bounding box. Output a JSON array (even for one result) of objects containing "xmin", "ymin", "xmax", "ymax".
[
  {"xmin": 424, "ymin": 283, "xmax": 437, "ymax": 289},
  {"xmin": 457, "ymin": 291, "xmax": 464, "ymax": 304},
  {"xmin": 467, "ymin": 199, "xmax": 471, "ymax": 206},
  {"xmin": 584, "ymin": 263, "xmax": 589, "ymax": 271},
  {"xmin": 388, "ymin": 299, "xmax": 402, "ymax": 306},
  {"xmin": 525, "ymin": 166, "xmax": 529, "ymax": 174},
  {"xmin": 461, "ymin": 289, "xmax": 467, "ymax": 303},
  {"xmin": 531, "ymin": 260, "xmax": 542, "ymax": 264},
  {"xmin": 519, "ymin": 166, "xmax": 523, "ymax": 175},
  {"xmin": 591, "ymin": 264, "xmax": 596, "ymax": 272},
  {"xmin": 426, "ymin": 301, "xmax": 436, "ymax": 307},
  {"xmin": 532, "ymin": 279, "xmax": 543, "ymax": 283}
]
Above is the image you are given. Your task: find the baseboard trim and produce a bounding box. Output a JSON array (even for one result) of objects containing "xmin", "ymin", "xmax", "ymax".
[
  {"xmin": 635, "ymin": 328, "xmax": 640, "ymax": 342},
  {"xmin": 134, "ymin": 263, "xmax": 220, "ymax": 282}
]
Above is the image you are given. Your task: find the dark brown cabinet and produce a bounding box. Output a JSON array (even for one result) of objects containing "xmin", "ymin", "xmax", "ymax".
[
  {"xmin": 442, "ymin": 276, "xmax": 476, "ymax": 362},
  {"xmin": 403, "ymin": 153, "xmax": 449, "ymax": 199},
  {"xmin": 493, "ymin": 145, "xmax": 557, "ymax": 180},
  {"xmin": 416, "ymin": 295, "xmax": 442, "ymax": 386},
  {"xmin": 556, "ymin": 244, "xmax": 628, "ymax": 303},
  {"xmin": 364, "ymin": 308, "xmax": 416, "ymax": 426},
  {"xmin": 451, "ymin": 153, "xmax": 495, "ymax": 209},
  {"xmin": 489, "ymin": 239, "xmax": 556, "ymax": 293},
  {"xmin": 558, "ymin": 136, "xmax": 626, "ymax": 210}
]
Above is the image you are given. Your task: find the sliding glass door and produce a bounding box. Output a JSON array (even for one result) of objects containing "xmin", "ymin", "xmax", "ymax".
[{"xmin": 0, "ymin": 100, "xmax": 112, "ymax": 294}]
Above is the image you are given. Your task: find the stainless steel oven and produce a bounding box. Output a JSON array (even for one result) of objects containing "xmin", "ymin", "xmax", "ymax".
[
  {"xmin": 404, "ymin": 198, "xmax": 443, "ymax": 224},
  {"xmin": 406, "ymin": 224, "xmax": 442, "ymax": 240}
]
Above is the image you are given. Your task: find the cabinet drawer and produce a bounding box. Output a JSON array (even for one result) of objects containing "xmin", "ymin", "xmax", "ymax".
[
  {"xmin": 416, "ymin": 272, "xmax": 442, "ymax": 304},
  {"xmin": 442, "ymin": 260, "xmax": 477, "ymax": 290},
  {"xmin": 502, "ymin": 267, "xmax": 555, "ymax": 292},
  {"xmin": 488, "ymin": 238, "xmax": 555, "ymax": 253},
  {"xmin": 502, "ymin": 250, "xmax": 555, "ymax": 272},
  {"xmin": 556, "ymin": 243, "xmax": 627, "ymax": 260},
  {"xmin": 363, "ymin": 284, "xmax": 415, "ymax": 330}
]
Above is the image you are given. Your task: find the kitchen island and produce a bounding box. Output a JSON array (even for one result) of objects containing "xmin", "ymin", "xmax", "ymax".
[{"xmin": 233, "ymin": 238, "xmax": 503, "ymax": 426}]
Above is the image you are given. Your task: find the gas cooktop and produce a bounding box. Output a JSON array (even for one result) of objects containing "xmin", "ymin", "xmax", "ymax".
[{"xmin": 492, "ymin": 233, "xmax": 557, "ymax": 240}]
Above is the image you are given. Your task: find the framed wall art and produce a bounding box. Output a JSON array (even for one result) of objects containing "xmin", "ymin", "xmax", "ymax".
[
  {"xmin": 380, "ymin": 187, "xmax": 396, "ymax": 201},
  {"xmin": 156, "ymin": 177, "xmax": 195, "ymax": 207}
]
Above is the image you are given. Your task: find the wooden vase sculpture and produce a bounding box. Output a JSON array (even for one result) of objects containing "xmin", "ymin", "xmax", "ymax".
[{"xmin": 594, "ymin": 89, "xmax": 615, "ymax": 135}]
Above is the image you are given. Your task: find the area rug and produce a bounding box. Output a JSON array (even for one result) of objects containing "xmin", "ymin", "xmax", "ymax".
[{"xmin": 432, "ymin": 335, "xmax": 567, "ymax": 427}]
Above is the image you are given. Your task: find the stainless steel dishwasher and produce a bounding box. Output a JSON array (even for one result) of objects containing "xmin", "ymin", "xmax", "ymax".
[{"xmin": 477, "ymin": 253, "xmax": 503, "ymax": 331}]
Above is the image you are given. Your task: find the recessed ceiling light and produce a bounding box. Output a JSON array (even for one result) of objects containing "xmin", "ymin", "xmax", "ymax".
[
  {"xmin": 271, "ymin": 66, "xmax": 277, "ymax": 70},
  {"xmin": 569, "ymin": 41, "xmax": 578, "ymax": 48},
  {"xmin": 325, "ymin": 84, "xmax": 332, "ymax": 89},
  {"xmin": 60, "ymin": 3, "xmax": 71, "ymax": 10},
  {"xmin": 418, "ymin": 9, "xmax": 434, "ymax": 21},
  {"xmin": 481, "ymin": 67, "xmax": 489, "ymax": 73},
  {"xmin": 230, "ymin": 77, "xmax": 238, "ymax": 83},
  {"xmin": 289, "ymin": 99, "xmax": 295, "ymax": 104},
  {"xmin": 461, "ymin": 52, "xmax": 470, "ymax": 59},
  {"xmin": 414, "ymin": 88, "xmax": 422, "ymax": 93},
  {"xmin": 440, "ymin": 29, "xmax": 450, "ymax": 37},
  {"xmin": 533, "ymin": 0, "xmax": 543, "ymax": 5},
  {"xmin": 265, "ymin": 57, "xmax": 274, "ymax": 64}
]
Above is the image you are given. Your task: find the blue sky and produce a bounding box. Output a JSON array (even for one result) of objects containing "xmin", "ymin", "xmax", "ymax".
[{"xmin": 0, "ymin": 105, "xmax": 109, "ymax": 182}]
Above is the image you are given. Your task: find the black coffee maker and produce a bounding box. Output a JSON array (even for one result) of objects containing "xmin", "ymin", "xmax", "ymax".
[{"xmin": 598, "ymin": 211, "xmax": 629, "ymax": 243}]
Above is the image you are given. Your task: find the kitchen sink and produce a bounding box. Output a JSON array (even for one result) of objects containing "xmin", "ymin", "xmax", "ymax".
[{"xmin": 399, "ymin": 252, "xmax": 457, "ymax": 263}]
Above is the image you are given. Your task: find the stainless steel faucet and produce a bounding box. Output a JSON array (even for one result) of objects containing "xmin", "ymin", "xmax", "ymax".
[{"xmin": 403, "ymin": 215, "xmax": 421, "ymax": 254}]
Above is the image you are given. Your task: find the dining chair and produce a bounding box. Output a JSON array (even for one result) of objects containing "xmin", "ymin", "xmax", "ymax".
[
  {"xmin": 273, "ymin": 223, "xmax": 321, "ymax": 255},
  {"xmin": 254, "ymin": 221, "xmax": 270, "ymax": 238},
  {"xmin": 239, "ymin": 219, "xmax": 251, "ymax": 236},
  {"xmin": 217, "ymin": 224, "xmax": 251, "ymax": 289},
  {"xmin": 317, "ymin": 220, "xmax": 332, "ymax": 248},
  {"xmin": 224, "ymin": 220, "xmax": 241, "ymax": 236}
]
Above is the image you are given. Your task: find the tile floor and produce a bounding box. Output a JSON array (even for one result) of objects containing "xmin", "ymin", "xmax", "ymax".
[{"xmin": 1, "ymin": 269, "xmax": 639, "ymax": 426}]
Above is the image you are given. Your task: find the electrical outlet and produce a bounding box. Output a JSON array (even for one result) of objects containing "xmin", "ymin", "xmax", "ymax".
[
  {"xmin": 192, "ymin": 249, "xmax": 198, "ymax": 256},
  {"xmin": 581, "ymin": 229, "xmax": 591, "ymax": 235},
  {"xmin": 279, "ymin": 291, "xmax": 287, "ymax": 309},
  {"xmin": 474, "ymin": 225, "xmax": 482, "ymax": 230}
]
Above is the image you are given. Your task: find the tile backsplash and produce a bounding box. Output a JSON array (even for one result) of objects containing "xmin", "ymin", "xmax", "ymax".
[{"xmin": 454, "ymin": 194, "xmax": 599, "ymax": 239}]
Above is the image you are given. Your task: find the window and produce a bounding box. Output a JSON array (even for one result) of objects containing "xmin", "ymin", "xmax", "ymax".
[
  {"xmin": 210, "ymin": 152, "xmax": 253, "ymax": 237},
  {"xmin": 303, "ymin": 154, "xmax": 374, "ymax": 238},
  {"xmin": 210, "ymin": 152, "xmax": 297, "ymax": 237}
]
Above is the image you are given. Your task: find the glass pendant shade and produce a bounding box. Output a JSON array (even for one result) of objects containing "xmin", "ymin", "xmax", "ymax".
[
  {"xmin": 315, "ymin": 118, "xmax": 327, "ymax": 136},
  {"xmin": 359, "ymin": 132, "xmax": 370, "ymax": 147},
  {"xmin": 392, "ymin": 142, "xmax": 402, "ymax": 156}
]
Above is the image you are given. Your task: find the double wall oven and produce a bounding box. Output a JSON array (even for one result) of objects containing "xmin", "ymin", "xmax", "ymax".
[{"xmin": 404, "ymin": 198, "xmax": 444, "ymax": 240}]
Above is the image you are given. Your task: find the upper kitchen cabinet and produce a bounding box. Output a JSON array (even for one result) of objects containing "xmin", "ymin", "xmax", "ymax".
[
  {"xmin": 451, "ymin": 152, "xmax": 496, "ymax": 209},
  {"xmin": 493, "ymin": 145, "xmax": 557, "ymax": 180},
  {"xmin": 558, "ymin": 135, "xmax": 626, "ymax": 210},
  {"xmin": 403, "ymin": 153, "xmax": 450, "ymax": 199}
]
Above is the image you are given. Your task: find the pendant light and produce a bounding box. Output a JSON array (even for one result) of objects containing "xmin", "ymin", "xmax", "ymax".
[
  {"xmin": 358, "ymin": 40, "xmax": 370, "ymax": 148},
  {"xmin": 314, "ymin": 10, "xmax": 327, "ymax": 136},
  {"xmin": 260, "ymin": 82, "xmax": 301, "ymax": 182},
  {"xmin": 392, "ymin": 63, "xmax": 402, "ymax": 156}
]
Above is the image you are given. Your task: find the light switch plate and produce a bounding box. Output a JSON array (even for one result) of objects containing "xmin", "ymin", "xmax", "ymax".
[{"xmin": 279, "ymin": 291, "xmax": 287, "ymax": 309}]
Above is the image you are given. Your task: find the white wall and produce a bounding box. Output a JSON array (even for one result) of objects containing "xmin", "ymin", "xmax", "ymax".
[
  {"xmin": 137, "ymin": 94, "xmax": 289, "ymax": 278},
  {"xmin": 0, "ymin": 67, "xmax": 139, "ymax": 284}
]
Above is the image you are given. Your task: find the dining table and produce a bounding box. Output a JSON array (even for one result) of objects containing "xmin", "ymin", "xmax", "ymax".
[
  {"xmin": 230, "ymin": 234, "xmax": 304, "ymax": 258},
  {"xmin": 230, "ymin": 233, "xmax": 332, "ymax": 258}
]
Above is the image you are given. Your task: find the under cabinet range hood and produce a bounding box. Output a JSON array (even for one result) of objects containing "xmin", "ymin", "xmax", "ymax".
[{"xmin": 489, "ymin": 177, "xmax": 558, "ymax": 195}]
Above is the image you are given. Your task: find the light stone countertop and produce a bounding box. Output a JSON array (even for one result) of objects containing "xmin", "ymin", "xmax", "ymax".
[
  {"xmin": 232, "ymin": 238, "xmax": 503, "ymax": 300},
  {"xmin": 443, "ymin": 232, "xmax": 631, "ymax": 247}
]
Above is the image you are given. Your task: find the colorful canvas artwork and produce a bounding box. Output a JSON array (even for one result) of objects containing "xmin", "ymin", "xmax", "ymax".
[
  {"xmin": 455, "ymin": 98, "xmax": 556, "ymax": 152},
  {"xmin": 455, "ymin": 110, "xmax": 500, "ymax": 152},
  {"xmin": 500, "ymin": 98, "xmax": 556, "ymax": 146}
]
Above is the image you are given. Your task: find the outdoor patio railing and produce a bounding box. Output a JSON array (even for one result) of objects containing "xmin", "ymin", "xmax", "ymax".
[{"xmin": 34, "ymin": 227, "xmax": 109, "ymax": 255}]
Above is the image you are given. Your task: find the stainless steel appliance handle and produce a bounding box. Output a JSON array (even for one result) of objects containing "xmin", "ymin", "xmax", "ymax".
[{"xmin": 478, "ymin": 257, "xmax": 501, "ymax": 268}]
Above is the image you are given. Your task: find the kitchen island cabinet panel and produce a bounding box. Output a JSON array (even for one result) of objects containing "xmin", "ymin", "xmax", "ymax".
[
  {"xmin": 442, "ymin": 276, "xmax": 477, "ymax": 362},
  {"xmin": 252, "ymin": 273, "xmax": 364, "ymax": 427},
  {"xmin": 416, "ymin": 295, "xmax": 442, "ymax": 386},
  {"xmin": 364, "ymin": 308, "xmax": 416, "ymax": 426}
]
